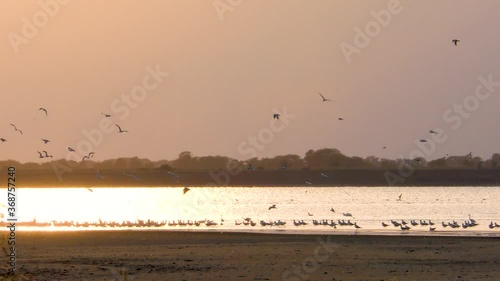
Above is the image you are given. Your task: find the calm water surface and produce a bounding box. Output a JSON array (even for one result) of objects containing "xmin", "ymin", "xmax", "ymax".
[{"xmin": 2, "ymin": 186, "xmax": 499, "ymax": 235}]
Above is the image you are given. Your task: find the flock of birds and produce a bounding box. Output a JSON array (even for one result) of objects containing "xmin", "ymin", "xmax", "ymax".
[{"xmin": 1, "ymin": 108, "xmax": 131, "ymax": 162}]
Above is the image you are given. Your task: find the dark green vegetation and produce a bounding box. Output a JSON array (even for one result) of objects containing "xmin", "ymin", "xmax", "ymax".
[{"xmin": 1, "ymin": 149, "xmax": 499, "ymax": 187}]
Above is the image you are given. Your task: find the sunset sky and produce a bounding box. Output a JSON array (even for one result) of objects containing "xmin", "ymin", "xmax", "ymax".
[{"xmin": 1, "ymin": 1, "xmax": 500, "ymax": 163}]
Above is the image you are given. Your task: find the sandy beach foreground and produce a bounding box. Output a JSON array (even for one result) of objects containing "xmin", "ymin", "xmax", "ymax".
[{"xmin": 2, "ymin": 231, "xmax": 498, "ymax": 281}]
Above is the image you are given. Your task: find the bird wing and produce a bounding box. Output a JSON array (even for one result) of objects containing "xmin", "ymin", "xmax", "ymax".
[
  {"xmin": 116, "ymin": 124, "xmax": 122, "ymax": 131},
  {"xmin": 318, "ymin": 92, "xmax": 326, "ymax": 100}
]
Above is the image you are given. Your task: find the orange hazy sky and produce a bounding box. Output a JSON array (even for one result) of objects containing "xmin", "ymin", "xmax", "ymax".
[{"xmin": 1, "ymin": 1, "xmax": 500, "ymax": 163}]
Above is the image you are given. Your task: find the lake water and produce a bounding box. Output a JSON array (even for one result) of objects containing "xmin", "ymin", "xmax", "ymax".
[{"xmin": 2, "ymin": 186, "xmax": 499, "ymax": 236}]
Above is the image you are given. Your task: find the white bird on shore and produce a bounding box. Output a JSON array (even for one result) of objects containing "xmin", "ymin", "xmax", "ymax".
[
  {"xmin": 305, "ymin": 181, "xmax": 312, "ymax": 185},
  {"xmin": 320, "ymin": 172, "xmax": 328, "ymax": 178}
]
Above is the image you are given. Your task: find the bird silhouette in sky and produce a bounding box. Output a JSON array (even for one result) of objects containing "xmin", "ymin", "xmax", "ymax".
[
  {"xmin": 183, "ymin": 187, "xmax": 191, "ymax": 194},
  {"xmin": 273, "ymin": 113, "xmax": 280, "ymax": 119},
  {"xmin": 268, "ymin": 204, "xmax": 277, "ymax": 210},
  {"xmin": 318, "ymin": 92, "xmax": 333, "ymax": 102},
  {"xmin": 452, "ymin": 39, "xmax": 460, "ymax": 46},
  {"xmin": 39, "ymin": 107, "xmax": 48, "ymax": 116},
  {"xmin": 116, "ymin": 124, "xmax": 128, "ymax": 133}
]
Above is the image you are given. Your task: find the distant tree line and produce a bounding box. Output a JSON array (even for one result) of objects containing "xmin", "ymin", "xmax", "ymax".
[{"xmin": 1, "ymin": 148, "xmax": 500, "ymax": 171}]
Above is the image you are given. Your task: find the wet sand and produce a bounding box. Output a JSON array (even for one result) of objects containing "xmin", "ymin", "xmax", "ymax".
[{"xmin": 4, "ymin": 230, "xmax": 499, "ymax": 280}]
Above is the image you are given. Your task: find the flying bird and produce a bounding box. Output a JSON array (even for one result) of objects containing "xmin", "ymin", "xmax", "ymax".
[
  {"xmin": 41, "ymin": 138, "xmax": 50, "ymax": 144},
  {"xmin": 273, "ymin": 114, "xmax": 280, "ymax": 119},
  {"xmin": 429, "ymin": 130, "xmax": 438, "ymax": 134},
  {"xmin": 452, "ymin": 39, "xmax": 460, "ymax": 46},
  {"xmin": 183, "ymin": 187, "xmax": 190, "ymax": 194},
  {"xmin": 383, "ymin": 146, "xmax": 387, "ymax": 149},
  {"xmin": 167, "ymin": 172, "xmax": 180, "ymax": 183},
  {"xmin": 101, "ymin": 113, "xmax": 112, "ymax": 117},
  {"xmin": 318, "ymin": 92, "xmax": 332, "ymax": 102},
  {"xmin": 96, "ymin": 170, "xmax": 104, "ymax": 180},
  {"xmin": 42, "ymin": 151, "xmax": 52, "ymax": 158},
  {"xmin": 10, "ymin": 124, "xmax": 23, "ymax": 135},
  {"xmin": 419, "ymin": 139, "xmax": 427, "ymax": 143},
  {"xmin": 116, "ymin": 124, "xmax": 128, "ymax": 133},
  {"xmin": 82, "ymin": 155, "xmax": 89, "ymax": 162},
  {"xmin": 338, "ymin": 118, "xmax": 343, "ymax": 121},
  {"xmin": 123, "ymin": 172, "xmax": 140, "ymax": 181},
  {"xmin": 0, "ymin": 138, "xmax": 6, "ymax": 142},
  {"xmin": 308, "ymin": 212, "xmax": 313, "ymax": 216},
  {"xmin": 68, "ymin": 147, "xmax": 75, "ymax": 152},
  {"xmin": 330, "ymin": 207, "xmax": 335, "ymax": 213},
  {"xmin": 37, "ymin": 151, "xmax": 44, "ymax": 158},
  {"xmin": 268, "ymin": 204, "xmax": 277, "ymax": 210},
  {"xmin": 39, "ymin": 108, "xmax": 48, "ymax": 116},
  {"xmin": 88, "ymin": 152, "xmax": 95, "ymax": 158}
]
